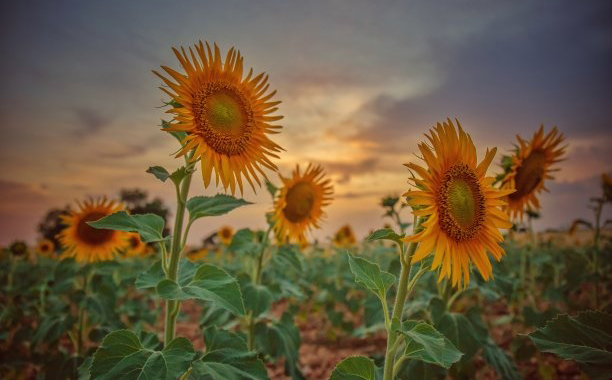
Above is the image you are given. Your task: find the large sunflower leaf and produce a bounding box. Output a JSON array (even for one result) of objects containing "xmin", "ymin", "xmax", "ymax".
[
  {"xmin": 528, "ymin": 311, "xmax": 612, "ymax": 379},
  {"xmin": 329, "ymin": 356, "xmax": 377, "ymax": 380},
  {"xmin": 190, "ymin": 327, "xmax": 268, "ymax": 380},
  {"xmin": 90, "ymin": 330, "xmax": 194, "ymax": 380},
  {"xmin": 187, "ymin": 194, "xmax": 252, "ymax": 222},
  {"xmin": 398, "ymin": 320, "xmax": 463, "ymax": 369},
  {"xmin": 346, "ymin": 252, "xmax": 396, "ymax": 300},
  {"xmin": 157, "ymin": 264, "xmax": 245, "ymax": 316},
  {"xmin": 88, "ymin": 211, "xmax": 167, "ymax": 243}
]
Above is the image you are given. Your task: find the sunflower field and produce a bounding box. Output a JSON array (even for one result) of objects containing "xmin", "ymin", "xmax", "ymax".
[{"xmin": 1, "ymin": 39, "xmax": 611, "ymax": 380}]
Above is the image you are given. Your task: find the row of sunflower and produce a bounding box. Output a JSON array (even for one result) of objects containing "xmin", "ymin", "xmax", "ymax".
[{"xmin": 1, "ymin": 40, "xmax": 610, "ymax": 380}]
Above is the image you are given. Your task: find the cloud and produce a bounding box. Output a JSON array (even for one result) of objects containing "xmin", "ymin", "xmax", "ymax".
[
  {"xmin": 73, "ymin": 107, "xmax": 112, "ymax": 137},
  {"xmin": 313, "ymin": 157, "xmax": 380, "ymax": 185}
]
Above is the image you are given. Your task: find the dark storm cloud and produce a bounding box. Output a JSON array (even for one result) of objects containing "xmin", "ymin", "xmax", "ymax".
[{"xmin": 342, "ymin": 1, "xmax": 612, "ymax": 152}]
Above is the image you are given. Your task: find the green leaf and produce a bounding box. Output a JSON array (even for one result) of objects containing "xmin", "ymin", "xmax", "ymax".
[
  {"xmin": 169, "ymin": 166, "xmax": 189, "ymax": 186},
  {"xmin": 187, "ymin": 194, "xmax": 252, "ymax": 222},
  {"xmin": 228, "ymin": 228, "xmax": 259, "ymax": 256},
  {"xmin": 87, "ymin": 211, "xmax": 167, "ymax": 243},
  {"xmin": 346, "ymin": 253, "xmax": 395, "ymax": 299},
  {"xmin": 90, "ymin": 330, "xmax": 194, "ymax": 380},
  {"xmin": 529, "ymin": 311, "xmax": 612, "ymax": 379},
  {"xmin": 254, "ymin": 313, "xmax": 303, "ymax": 379},
  {"xmin": 192, "ymin": 327, "xmax": 268, "ymax": 380},
  {"xmin": 147, "ymin": 166, "xmax": 170, "ymax": 182},
  {"xmin": 265, "ymin": 180, "xmax": 278, "ymax": 199},
  {"xmin": 329, "ymin": 356, "xmax": 377, "ymax": 380},
  {"xmin": 399, "ymin": 320, "xmax": 463, "ymax": 369},
  {"xmin": 135, "ymin": 259, "xmax": 199, "ymax": 290},
  {"xmin": 161, "ymin": 119, "xmax": 187, "ymax": 143},
  {"xmin": 483, "ymin": 341, "xmax": 520, "ymax": 380},
  {"xmin": 272, "ymin": 245, "xmax": 303, "ymax": 274},
  {"xmin": 242, "ymin": 283, "xmax": 272, "ymax": 318},
  {"xmin": 157, "ymin": 264, "xmax": 245, "ymax": 316},
  {"xmin": 435, "ymin": 312, "xmax": 481, "ymax": 361},
  {"xmin": 366, "ymin": 228, "xmax": 403, "ymax": 244}
]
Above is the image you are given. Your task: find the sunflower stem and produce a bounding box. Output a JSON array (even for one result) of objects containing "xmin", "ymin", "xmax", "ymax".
[
  {"xmin": 383, "ymin": 217, "xmax": 422, "ymax": 380},
  {"xmin": 164, "ymin": 165, "xmax": 194, "ymax": 347},
  {"xmin": 247, "ymin": 225, "xmax": 273, "ymax": 351}
]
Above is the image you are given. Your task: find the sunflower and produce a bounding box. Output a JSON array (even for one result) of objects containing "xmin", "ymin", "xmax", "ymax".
[
  {"xmin": 602, "ymin": 173, "xmax": 612, "ymax": 202},
  {"xmin": 154, "ymin": 41, "xmax": 284, "ymax": 195},
  {"xmin": 124, "ymin": 233, "xmax": 147, "ymax": 257},
  {"xmin": 273, "ymin": 164, "xmax": 333, "ymax": 245},
  {"xmin": 403, "ymin": 119, "xmax": 514, "ymax": 288},
  {"xmin": 186, "ymin": 249, "xmax": 208, "ymax": 262},
  {"xmin": 9, "ymin": 241, "xmax": 28, "ymax": 257},
  {"xmin": 36, "ymin": 239, "xmax": 55, "ymax": 257},
  {"xmin": 332, "ymin": 224, "xmax": 357, "ymax": 248},
  {"xmin": 218, "ymin": 226, "xmax": 234, "ymax": 245},
  {"xmin": 501, "ymin": 125, "xmax": 566, "ymax": 220},
  {"xmin": 58, "ymin": 197, "xmax": 129, "ymax": 263}
]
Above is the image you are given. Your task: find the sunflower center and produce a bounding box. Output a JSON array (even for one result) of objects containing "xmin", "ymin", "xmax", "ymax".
[
  {"xmin": 438, "ymin": 163, "xmax": 486, "ymax": 242},
  {"xmin": 76, "ymin": 212, "xmax": 115, "ymax": 245},
  {"xmin": 283, "ymin": 181, "xmax": 315, "ymax": 223},
  {"xmin": 129, "ymin": 235, "xmax": 140, "ymax": 249},
  {"xmin": 510, "ymin": 150, "xmax": 546, "ymax": 200},
  {"xmin": 193, "ymin": 82, "xmax": 254, "ymax": 156}
]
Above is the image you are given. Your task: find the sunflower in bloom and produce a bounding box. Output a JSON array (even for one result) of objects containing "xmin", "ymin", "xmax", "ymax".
[
  {"xmin": 58, "ymin": 197, "xmax": 129, "ymax": 263},
  {"xmin": 218, "ymin": 226, "xmax": 234, "ymax": 245},
  {"xmin": 332, "ymin": 224, "xmax": 357, "ymax": 248},
  {"xmin": 501, "ymin": 126, "xmax": 566, "ymax": 220},
  {"xmin": 124, "ymin": 233, "xmax": 147, "ymax": 257},
  {"xmin": 154, "ymin": 41, "xmax": 284, "ymax": 195},
  {"xmin": 273, "ymin": 164, "xmax": 333, "ymax": 245},
  {"xmin": 403, "ymin": 119, "xmax": 514, "ymax": 288},
  {"xmin": 187, "ymin": 249, "xmax": 208, "ymax": 262},
  {"xmin": 36, "ymin": 239, "xmax": 55, "ymax": 257}
]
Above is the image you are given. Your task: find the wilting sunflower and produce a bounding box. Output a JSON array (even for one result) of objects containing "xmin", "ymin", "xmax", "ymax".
[
  {"xmin": 124, "ymin": 233, "xmax": 147, "ymax": 257},
  {"xmin": 58, "ymin": 197, "xmax": 129, "ymax": 263},
  {"xmin": 273, "ymin": 164, "xmax": 333, "ymax": 245},
  {"xmin": 36, "ymin": 239, "xmax": 55, "ymax": 257},
  {"xmin": 403, "ymin": 119, "xmax": 514, "ymax": 288},
  {"xmin": 501, "ymin": 126, "xmax": 566, "ymax": 220},
  {"xmin": 218, "ymin": 226, "xmax": 234, "ymax": 245},
  {"xmin": 332, "ymin": 224, "xmax": 357, "ymax": 248},
  {"xmin": 154, "ymin": 41, "xmax": 284, "ymax": 195}
]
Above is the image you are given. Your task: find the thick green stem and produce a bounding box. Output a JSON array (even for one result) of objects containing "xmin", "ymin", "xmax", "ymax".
[
  {"xmin": 247, "ymin": 226, "xmax": 273, "ymax": 351},
  {"xmin": 164, "ymin": 168, "xmax": 194, "ymax": 346},
  {"xmin": 383, "ymin": 217, "xmax": 422, "ymax": 380}
]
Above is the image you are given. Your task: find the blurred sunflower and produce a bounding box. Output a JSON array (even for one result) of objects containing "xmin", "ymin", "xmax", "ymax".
[
  {"xmin": 155, "ymin": 41, "xmax": 284, "ymax": 195},
  {"xmin": 9, "ymin": 241, "xmax": 28, "ymax": 257},
  {"xmin": 125, "ymin": 233, "xmax": 147, "ymax": 257},
  {"xmin": 602, "ymin": 173, "xmax": 612, "ymax": 202},
  {"xmin": 186, "ymin": 249, "xmax": 208, "ymax": 262},
  {"xmin": 218, "ymin": 226, "xmax": 234, "ymax": 245},
  {"xmin": 58, "ymin": 197, "xmax": 129, "ymax": 263},
  {"xmin": 332, "ymin": 224, "xmax": 357, "ymax": 248},
  {"xmin": 273, "ymin": 164, "xmax": 333, "ymax": 245},
  {"xmin": 36, "ymin": 239, "xmax": 55, "ymax": 257},
  {"xmin": 404, "ymin": 119, "xmax": 514, "ymax": 288},
  {"xmin": 501, "ymin": 126, "xmax": 566, "ymax": 220}
]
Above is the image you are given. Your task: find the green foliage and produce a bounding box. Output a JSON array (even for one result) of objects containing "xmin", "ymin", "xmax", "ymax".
[
  {"xmin": 88, "ymin": 211, "xmax": 167, "ymax": 243},
  {"xmin": 255, "ymin": 313, "xmax": 304, "ymax": 379},
  {"xmin": 90, "ymin": 330, "xmax": 194, "ymax": 380},
  {"xmin": 192, "ymin": 327, "xmax": 268, "ymax": 380},
  {"xmin": 346, "ymin": 252, "xmax": 395, "ymax": 300},
  {"xmin": 187, "ymin": 194, "xmax": 252, "ymax": 223},
  {"xmin": 529, "ymin": 311, "xmax": 612, "ymax": 379},
  {"xmin": 398, "ymin": 320, "xmax": 462, "ymax": 369},
  {"xmin": 366, "ymin": 228, "xmax": 403, "ymax": 244},
  {"xmin": 329, "ymin": 356, "xmax": 377, "ymax": 380}
]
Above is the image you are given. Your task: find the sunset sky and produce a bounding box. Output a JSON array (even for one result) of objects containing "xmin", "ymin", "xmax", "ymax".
[{"xmin": 1, "ymin": 0, "xmax": 611, "ymax": 245}]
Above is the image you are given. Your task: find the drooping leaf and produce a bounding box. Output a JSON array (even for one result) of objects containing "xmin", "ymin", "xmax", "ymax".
[
  {"xmin": 255, "ymin": 313, "xmax": 304, "ymax": 379},
  {"xmin": 329, "ymin": 356, "xmax": 377, "ymax": 380},
  {"xmin": 147, "ymin": 166, "xmax": 170, "ymax": 182},
  {"xmin": 346, "ymin": 253, "xmax": 395, "ymax": 300},
  {"xmin": 90, "ymin": 330, "xmax": 194, "ymax": 380},
  {"xmin": 242, "ymin": 283, "xmax": 272, "ymax": 318},
  {"xmin": 435, "ymin": 312, "xmax": 481, "ymax": 361},
  {"xmin": 482, "ymin": 341, "xmax": 520, "ymax": 380},
  {"xmin": 366, "ymin": 228, "xmax": 403, "ymax": 244},
  {"xmin": 399, "ymin": 320, "xmax": 463, "ymax": 369},
  {"xmin": 187, "ymin": 195, "xmax": 252, "ymax": 222},
  {"xmin": 88, "ymin": 211, "xmax": 167, "ymax": 243},
  {"xmin": 157, "ymin": 264, "xmax": 245, "ymax": 316},
  {"xmin": 192, "ymin": 327, "xmax": 268, "ymax": 380},
  {"xmin": 529, "ymin": 311, "xmax": 612, "ymax": 379}
]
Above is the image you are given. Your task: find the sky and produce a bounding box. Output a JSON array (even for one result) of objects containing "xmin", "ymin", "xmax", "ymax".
[{"xmin": 0, "ymin": 0, "xmax": 611, "ymax": 245}]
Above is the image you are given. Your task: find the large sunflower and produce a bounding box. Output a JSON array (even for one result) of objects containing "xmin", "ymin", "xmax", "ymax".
[
  {"xmin": 501, "ymin": 126, "xmax": 565, "ymax": 220},
  {"xmin": 404, "ymin": 119, "xmax": 514, "ymax": 288},
  {"xmin": 273, "ymin": 164, "xmax": 334, "ymax": 245},
  {"xmin": 154, "ymin": 41, "xmax": 284, "ymax": 195},
  {"xmin": 58, "ymin": 197, "xmax": 129, "ymax": 263}
]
